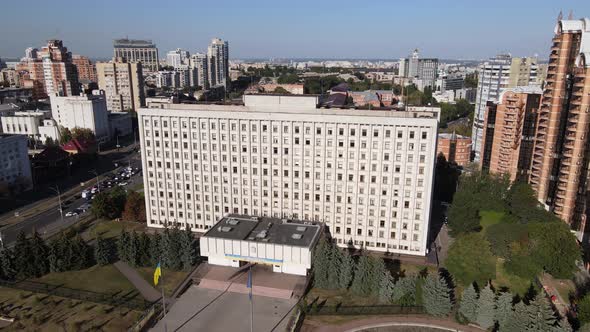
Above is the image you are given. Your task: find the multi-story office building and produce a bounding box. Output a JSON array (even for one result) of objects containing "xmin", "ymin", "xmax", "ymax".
[
  {"xmin": 72, "ymin": 55, "xmax": 97, "ymax": 82},
  {"xmin": 113, "ymin": 38, "xmax": 159, "ymax": 73},
  {"xmin": 471, "ymin": 54, "xmax": 539, "ymax": 161},
  {"xmin": 16, "ymin": 40, "xmax": 80, "ymax": 99},
  {"xmin": 436, "ymin": 133, "xmax": 471, "ymax": 167},
  {"xmin": 0, "ymin": 134, "xmax": 33, "ymax": 192},
  {"xmin": 529, "ymin": 17, "xmax": 590, "ymax": 228},
  {"xmin": 138, "ymin": 95, "xmax": 439, "ymax": 256},
  {"xmin": 207, "ymin": 38, "xmax": 229, "ymax": 88},
  {"xmin": 155, "ymin": 71, "xmax": 180, "ymax": 88},
  {"xmin": 166, "ymin": 48, "xmax": 190, "ymax": 68},
  {"xmin": 49, "ymin": 91, "xmax": 110, "ymax": 141},
  {"xmin": 398, "ymin": 49, "xmax": 438, "ymax": 89},
  {"xmin": 480, "ymin": 87, "xmax": 542, "ymax": 182},
  {"xmin": 96, "ymin": 58, "xmax": 145, "ymax": 112},
  {"xmin": 190, "ymin": 53, "xmax": 208, "ymax": 89}
]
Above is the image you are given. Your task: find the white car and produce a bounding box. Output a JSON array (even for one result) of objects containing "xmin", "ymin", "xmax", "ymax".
[
  {"xmin": 65, "ymin": 211, "xmax": 78, "ymax": 217},
  {"xmin": 118, "ymin": 182, "xmax": 128, "ymax": 186}
]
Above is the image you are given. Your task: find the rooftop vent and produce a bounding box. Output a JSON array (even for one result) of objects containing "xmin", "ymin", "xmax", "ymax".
[
  {"xmin": 291, "ymin": 233, "xmax": 303, "ymax": 240},
  {"xmin": 296, "ymin": 226, "xmax": 307, "ymax": 232},
  {"xmin": 256, "ymin": 230, "xmax": 268, "ymax": 239},
  {"xmin": 218, "ymin": 226, "xmax": 232, "ymax": 233},
  {"xmin": 227, "ymin": 218, "xmax": 240, "ymax": 226}
]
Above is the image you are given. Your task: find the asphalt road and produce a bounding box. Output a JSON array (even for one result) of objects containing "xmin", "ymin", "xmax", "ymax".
[{"xmin": 0, "ymin": 150, "xmax": 143, "ymax": 246}]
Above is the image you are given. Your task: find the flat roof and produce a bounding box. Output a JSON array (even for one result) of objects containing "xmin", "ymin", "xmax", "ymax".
[{"xmin": 202, "ymin": 214, "xmax": 321, "ymax": 248}]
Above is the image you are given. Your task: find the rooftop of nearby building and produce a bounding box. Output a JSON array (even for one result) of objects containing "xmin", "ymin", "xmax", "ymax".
[
  {"xmin": 202, "ymin": 214, "xmax": 321, "ymax": 248},
  {"xmin": 113, "ymin": 38, "xmax": 156, "ymax": 48},
  {"xmin": 438, "ymin": 132, "xmax": 471, "ymax": 140}
]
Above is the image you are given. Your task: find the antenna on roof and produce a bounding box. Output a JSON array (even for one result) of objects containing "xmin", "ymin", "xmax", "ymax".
[
  {"xmin": 557, "ymin": 10, "xmax": 563, "ymax": 22},
  {"xmin": 568, "ymin": 10, "xmax": 574, "ymax": 20}
]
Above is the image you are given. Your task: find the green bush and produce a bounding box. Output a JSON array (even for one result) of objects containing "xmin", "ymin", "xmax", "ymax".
[
  {"xmin": 445, "ymin": 233, "xmax": 496, "ymax": 286},
  {"xmin": 485, "ymin": 223, "xmax": 528, "ymax": 258}
]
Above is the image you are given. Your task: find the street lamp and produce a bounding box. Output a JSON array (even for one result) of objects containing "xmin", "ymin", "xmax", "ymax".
[
  {"xmin": 49, "ymin": 186, "xmax": 64, "ymax": 224},
  {"xmin": 89, "ymin": 170, "xmax": 100, "ymax": 193}
]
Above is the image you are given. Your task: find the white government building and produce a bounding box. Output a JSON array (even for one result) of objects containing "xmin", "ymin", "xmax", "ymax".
[{"xmin": 138, "ymin": 95, "xmax": 438, "ymax": 256}]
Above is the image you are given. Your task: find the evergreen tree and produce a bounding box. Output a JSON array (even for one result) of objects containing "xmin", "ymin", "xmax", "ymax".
[
  {"xmin": 0, "ymin": 247, "xmax": 16, "ymax": 280},
  {"xmin": 94, "ymin": 236, "xmax": 113, "ymax": 266},
  {"xmin": 13, "ymin": 231, "xmax": 33, "ymax": 278},
  {"xmin": 149, "ymin": 233, "xmax": 162, "ymax": 266},
  {"xmin": 503, "ymin": 301, "xmax": 528, "ymax": 332},
  {"xmin": 495, "ymin": 291, "xmax": 513, "ymax": 329},
  {"xmin": 168, "ymin": 226, "xmax": 183, "ymax": 270},
  {"xmin": 70, "ymin": 236, "xmax": 91, "ymax": 270},
  {"xmin": 117, "ymin": 230, "xmax": 130, "ymax": 262},
  {"xmin": 179, "ymin": 226, "xmax": 196, "ymax": 270},
  {"xmin": 312, "ymin": 238, "xmax": 330, "ymax": 288},
  {"xmin": 422, "ymin": 273, "xmax": 453, "ymax": 317},
  {"xmin": 30, "ymin": 231, "xmax": 49, "ymax": 277},
  {"xmin": 351, "ymin": 254, "xmax": 376, "ymax": 297},
  {"xmin": 160, "ymin": 227, "xmax": 173, "ymax": 269},
  {"xmin": 458, "ymin": 283, "xmax": 478, "ymax": 323},
  {"xmin": 526, "ymin": 296, "xmax": 558, "ymax": 332},
  {"xmin": 59, "ymin": 235, "xmax": 74, "ymax": 271},
  {"xmin": 128, "ymin": 231, "xmax": 140, "ymax": 266},
  {"xmin": 378, "ymin": 264, "xmax": 394, "ymax": 303},
  {"xmin": 47, "ymin": 238, "xmax": 61, "ymax": 272},
  {"xmin": 476, "ymin": 283, "xmax": 496, "ymax": 329},
  {"xmin": 326, "ymin": 245, "xmax": 341, "ymax": 289},
  {"xmin": 338, "ymin": 250, "xmax": 354, "ymax": 289},
  {"xmin": 138, "ymin": 233, "xmax": 152, "ymax": 267},
  {"xmin": 392, "ymin": 276, "xmax": 417, "ymax": 306}
]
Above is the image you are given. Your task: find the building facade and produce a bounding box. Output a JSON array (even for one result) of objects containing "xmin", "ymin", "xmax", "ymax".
[
  {"xmin": 0, "ymin": 134, "xmax": 33, "ymax": 192},
  {"xmin": 166, "ymin": 48, "xmax": 190, "ymax": 68},
  {"xmin": 480, "ymin": 87, "xmax": 542, "ymax": 182},
  {"xmin": 436, "ymin": 133, "xmax": 471, "ymax": 167},
  {"xmin": 49, "ymin": 91, "xmax": 110, "ymax": 141},
  {"xmin": 207, "ymin": 38, "xmax": 229, "ymax": 88},
  {"xmin": 190, "ymin": 53, "xmax": 209, "ymax": 89},
  {"xmin": 528, "ymin": 18, "xmax": 590, "ymax": 229},
  {"xmin": 398, "ymin": 49, "xmax": 438, "ymax": 89},
  {"xmin": 72, "ymin": 55, "xmax": 97, "ymax": 82},
  {"xmin": 471, "ymin": 55, "xmax": 539, "ymax": 161},
  {"xmin": 138, "ymin": 95, "xmax": 438, "ymax": 256},
  {"xmin": 96, "ymin": 58, "xmax": 145, "ymax": 112},
  {"xmin": 113, "ymin": 38, "xmax": 159, "ymax": 73}
]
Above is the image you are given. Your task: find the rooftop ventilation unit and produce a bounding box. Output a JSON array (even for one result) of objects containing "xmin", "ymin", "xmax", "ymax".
[
  {"xmin": 296, "ymin": 226, "xmax": 307, "ymax": 232},
  {"xmin": 227, "ymin": 218, "xmax": 240, "ymax": 226},
  {"xmin": 256, "ymin": 230, "xmax": 268, "ymax": 239},
  {"xmin": 291, "ymin": 233, "xmax": 303, "ymax": 240},
  {"xmin": 218, "ymin": 226, "xmax": 232, "ymax": 232}
]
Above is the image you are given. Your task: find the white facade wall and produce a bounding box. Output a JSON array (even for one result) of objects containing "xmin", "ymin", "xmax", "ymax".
[
  {"xmin": 2, "ymin": 112, "xmax": 46, "ymax": 136},
  {"xmin": 138, "ymin": 96, "xmax": 438, "ymax": 256},
  {"xmin": 50, "ymin": 92, "xmax": 110, "ymax": 141}
]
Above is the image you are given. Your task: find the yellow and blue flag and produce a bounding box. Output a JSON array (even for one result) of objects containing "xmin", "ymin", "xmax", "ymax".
[{"xmin": 154, "ymin": 262, "xmax": 162, "ymax": 286}]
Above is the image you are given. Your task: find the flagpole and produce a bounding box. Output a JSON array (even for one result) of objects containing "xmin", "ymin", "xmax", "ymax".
[
  {"xmin": 161, "ymin": 261, "xmax": 167, "ymax": 332},
  {"xmin": 250, "ymin": 265, "xmax": 253, "ymax": 332}
]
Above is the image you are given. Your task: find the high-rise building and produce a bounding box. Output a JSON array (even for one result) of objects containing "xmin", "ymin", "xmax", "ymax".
[
  {"xmin": 16, "ymin": 40, "xmax": 80, "ymax": 99},
  {"xmin": 72, "ymin": 55, "xmax": 97, "ymax": 82},
  {"xmin": 480, "ymin": 87, "xmax": 542, "ymax": 182},
  {"xmin": 155, "ymin": 71, "xmax": 180, "ymax": 88},
  {"xmin": 96, "ymin": 58, "xmax": 145, "ymax": 112},
  {"xmin": 436, "ymin": 133, "xmax": 471, "ymax": 167},
  {"xmin": 113, "ymin": 38, "xmax": 159, "ymax": 73},
  {"xmin": 528, "ymin": 17, "xmax": 590, "ymax": 229},
  {"xmin": 398, "ymin": 49, "xmax": 438, "ymax": 89},
  {"xmin": 207, "ymin": 38, "xmax": 229, "ymax": 88},
  {"xmin": 166, "ymin": 48, "xmax": 190, "ymax": 68},
  {"xmin": 49, "ymin": 91, "xmax": 110, "ymax": 141},
  {"xmin": 190, "ymin": 53, "xmax": 208, "ymax": 89},
  {"xmin": 137, "ymin": 95, "xmax": 439, "ymax": 256},
  {"xmin": 471, "ymin": 55, "xmax": 539, "ymax": 161}
]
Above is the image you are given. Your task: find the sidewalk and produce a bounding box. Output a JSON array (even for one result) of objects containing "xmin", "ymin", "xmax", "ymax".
[
  {"xmin": 114, "ymin": 260, "xmax": 161, "ymax": 303},
  {"xmin": 303, "ymin": 315, "xmax": 484, "ymax": 332}
]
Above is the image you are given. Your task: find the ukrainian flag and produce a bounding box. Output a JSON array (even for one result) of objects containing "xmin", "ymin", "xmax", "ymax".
[{"xmin": 154, "ymin": 262, "xmax": 162, "ymax": 286}]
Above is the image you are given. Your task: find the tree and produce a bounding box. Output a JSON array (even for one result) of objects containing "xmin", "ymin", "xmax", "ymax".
[
  {"xmin": 312, "ymin": 238, "xmax": 330, "ymax": 288},
  {"xmin": 351, "ymin": 254, "xmax": 377, "ymax": 297},
  {"xmin": 149, "ymin": 233, "xmax": 161, "ymax": 266},
  {"xmin": 392, "ymin": 276, "xmax": 417, "ymax": 306},
  {"xmin": 138, "ymin": 233, "xmax": 152, "ymax": 267},
  {"xmin": 578, "ymin": 294, "xmax": 590, "ymax": 325},
  {"xmin": 528, "ymin": 223, "xmax": 581, "ymax": 279},
  {"xmin": 378, "ymin": 266, "xmax": 395, "ymax": 303},
  {"xmin": 122, "ymin": 192, "xmax": 146, "ymax": 223},
  {"xmin": 277, "ymin": 73, "xmax": 299, "ymax": 84},
  {"xmin": 422, "ymin": 273, "xmax": 453, "ymax": 317},
  {"xmin": 0, "ymin": 247, "xmax": 16, "ymax": 280},
  {"xmin": 92, "ymin": 187, "xmax": 127, "ymax": 220},
  {"xmin": 127, "ymin": 232, "xmax": 140, "ymax": 267},
  {"xmin": 59, "ymin": 126, "xmax": 72, "ymax": 144},
  {"xmin": 447, "ymin": 192, "xmax": 481, "ymax": 236},
  {"xmin": 71, "ymin": 127, "xmax": 95, "ymax": 141},
  {"xmin": 338, "ymin": 250, "xmax": 354, "ymax": 289},
  {"xmin": 179, "ymin": 226, "xmax": 196, "ymax": 270},
  {"xmin": 94, "ymin": 236, "xmax": 113, "ymax": 266},
  {"xmin": 504, "ymin": 301, "xmax": 529, "ymax": 332},
  {"xmin": 13, "ymin": 231, "xmax": 34, "ymax": 278},
  {"xmin": 495, "ymin": 291, "xmax": 514, "ymax": 329},
  {"xmin": 117, "ymin": 230, "xmax": 130, "ymax": 262},
  {"xmin": 476, "ymin": 284, "xmax": 496, "ymax": 329},
  {"xmin": 70, "ymin": 236, "xmax": 92, "ymax": 270},
  {"xmin": 326, "ymin": 245, "xmax": 342, "ymax": 289},
  {"xmin": 485, "ymin": 223, "xmax": 528, "ymax": 258},
  {"xmin": 526, "ymin": 296, "xmax": 558, "ymax": 332},
  {"xmin": 30, "ymin": 230, "xmax": 49, "ymax": 277},
  {"xmin": 458, "ymin": 283, "xmax": 478, "ymax": 323},
  {"xmin": 445, "ymin": 233, "xmax": 496, "ymax": 286},
  {"xmin": 272, "ymin": 86, "xmax": 290, "ymax": 94},
  {"xmin": 44, "ymin": 136, "xmax": 56, "ymax": 147}
]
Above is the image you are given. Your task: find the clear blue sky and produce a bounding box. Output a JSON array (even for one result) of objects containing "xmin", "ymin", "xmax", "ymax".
[{"xmin": 1, "ymin": 0, "xmax": 588, "ymax": 60}]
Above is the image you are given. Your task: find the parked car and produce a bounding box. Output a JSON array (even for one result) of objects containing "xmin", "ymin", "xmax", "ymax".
[{"xmin": 65, "ymin": 211, "xmax": 78, "ymax": 217}]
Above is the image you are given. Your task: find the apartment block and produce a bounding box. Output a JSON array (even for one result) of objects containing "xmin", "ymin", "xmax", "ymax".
[
  {"xmin": 437, "ymin": 133, "xmax": 471, "ymax": 167},
  {"xmin": 72, "ymin": 55, "xmax": 97, "ymax": 82},
  {"xmin": 480, "ymin": 87, "xmax": 542, "ymax": 182},
  {"xmin": 138, "ymin": 95, "xmax": 438, "ymax": 256},
  {"xmin": 113, "ymin": 39, "xmax": 159, "ymax": 73},
  {"xmin": 96, "ymin": 58, "xmax": 145, "ymax": 112},
  {"xmin": 207, "ymin": 38, "xmax": 229, "ymax": 88},
  {"xmin": 529, "ymin": 17, "xmax": 590, "ymax": 228}
]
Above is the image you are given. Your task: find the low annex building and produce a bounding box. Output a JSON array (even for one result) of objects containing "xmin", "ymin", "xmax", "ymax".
[{"xmin": 200, "ymin": 214, "xmax": 321, "ymax": 276}]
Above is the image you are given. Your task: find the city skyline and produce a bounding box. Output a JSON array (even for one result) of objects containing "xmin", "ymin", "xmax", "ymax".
[{"xmin": 1, "ymin": 0, "xmax": 588, "ymax": 60}]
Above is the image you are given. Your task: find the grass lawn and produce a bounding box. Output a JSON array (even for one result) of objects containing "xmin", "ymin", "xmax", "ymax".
[
  {"xmin": 0, "ymin": 288, "xmax": 140, "ymax": 331},
  {"xmin": 494, "ymin": 259, "xmax": 533, "ymax": 296},
  {"xmin": 32, "ymin": 264, "xmax": 138, "ymax": 298},
  {"xmin": 480, "ymin": 210, "xmax": 504, "ymax": 233},
  {"xmin": 307, "ymin": 288, "xmax": 382, "ymax": 307},
  {"xmin": 136, "ymin": 267, "xmax": 188, "ymax": 297},
  {"xmin": 85, "ymin": 219, "xmax": 146, "ymax": 241}
]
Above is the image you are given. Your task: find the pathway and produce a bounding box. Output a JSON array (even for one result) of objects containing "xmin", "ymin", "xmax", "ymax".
[
  {"xmin": 113, "ymin": 260, "xmax": 161, "ymax": 302},
  {"xmin": 303, "ymin": 315, "xmax": 484, "ymax": 332}
]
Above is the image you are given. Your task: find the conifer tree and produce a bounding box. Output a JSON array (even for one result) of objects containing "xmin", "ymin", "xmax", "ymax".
[
  {"xmin": 378, "ymin": 264, "xmax": 395, "ymax": 303},
  {"xmin": 180, "ymin": 226, "xmax": 196, "ymax": 270},
  {"xmin": 459, "ymin": 283, "xmax": 478, "ymax": 323},
  {"xmin": 312, "ymin": 238, "xmax": 330, "ymax": 288},
  {"xmin": 326, "ymin": 244, "xmax": 341, "ymax": 289},
  {"xmin": 495, "ymin": 291, "xmax": 513, "ymax": 329},
  {"xmin": 503, "ymin": 301, "xmax": 528, "ymax": 332},
  {"xmin": 0, "ymin": 247, "xmax": 16, "ymax": 280},
  {"xmin": 47, "ymin": 238, "xmax": 61, "ymax": 272},
  {"xmin": 526, "ymin": 296, "xmax": 558, "ymax": 332},
  {"xmin": 13, "ymin": 231, "xmax": 33, "ymax": 278},
  {"xmin": 338, "ymin": 249, "xmax": 354, "ymax": 289},
  {"xmin": 127, "ymin": 231, "xmax": 140, "ymax": 266},
  {"xmin": 94, "ymin": 236, "xmax": 113, "ymax": 266},
  {"xmin": 30, "ymin": 230, "xmax": 49, "ymax": 277},
  {"xmin": 117, "ymin": 230, "xmax": 130, "ymax": 262},
  {"xmin": 149, "ymin": 233, "xmax": 162, "ymax": 266},
  {"xmin": 393, "ymin": 276, "xmax": 417, "ymax": 306},
  {"xmin": 422, "ymin": 273, "xmax": 453, "ymax": 317},
  {"xmin": 70, "ymin": 236, "xmax": 91, "ymax": 270},
  {"xmin": 138, "ymin": 232, "xmax": 152, "ymax": 267},
  {"xmin": 351, "ymin": 254, "xmax": 375, "ymax": 297},
  {"xmin": 476, "ymin": 283, "xmax": 496, "ymax": 329}
]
